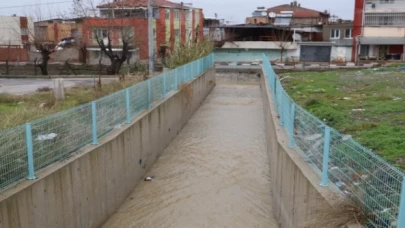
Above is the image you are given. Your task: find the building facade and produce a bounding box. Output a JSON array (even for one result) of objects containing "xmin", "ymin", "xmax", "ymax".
[
  {"xmin": 34, "ymin": 19, "xmax": 80, "ymax": 44},
  {"xmin": 353, "ymin": 0, "xmax": 405, "ymax": 61},
  {"xmin": 267, "ymin": 1, "xmax": 329, "ymax": 27},
  {"xmin": 86, "ymin": 0, "xmax": 204, "ymax": 62},
  {"xmin": 245, "ymin": 7, "xmax": 269, "ymax": 25},
  {"xmin": 0, "ymin": 16, "xmax": 33, "ymax": 61}
]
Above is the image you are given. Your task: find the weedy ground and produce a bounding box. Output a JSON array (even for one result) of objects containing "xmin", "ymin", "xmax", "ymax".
[{"xmin": 281, "ymin": 66, "xmax": 405, "ymax": 169}]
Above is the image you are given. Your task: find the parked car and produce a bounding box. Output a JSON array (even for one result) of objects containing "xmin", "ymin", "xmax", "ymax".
[{"xmin": 55, "ymin": 37, "xmax": 75, "ymax": 51}]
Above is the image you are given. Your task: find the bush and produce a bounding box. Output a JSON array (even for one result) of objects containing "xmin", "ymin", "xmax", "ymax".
[{"xmin": 165, "ymin": 39, "xmax": 214, "ymax": 69}]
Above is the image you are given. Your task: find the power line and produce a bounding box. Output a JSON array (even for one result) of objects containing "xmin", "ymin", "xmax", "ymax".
[{"xmin": 0, "ymin": 1, "xmax": 71, "ymax": 9}]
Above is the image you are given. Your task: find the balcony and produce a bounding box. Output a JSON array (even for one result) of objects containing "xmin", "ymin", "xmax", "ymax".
[
  {"xmin": 364, "ymin": 12, "xmax": 405, "ymax": 26},
  {"xmin": 365, "ymin": 0, "xmax": 405, "ymax": 13}
]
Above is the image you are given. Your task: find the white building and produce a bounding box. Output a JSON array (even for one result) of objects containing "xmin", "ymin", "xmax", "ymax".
[
  {"xmin": 354, "ymin": 0, "xmax": 405, "ymax": 61},
  {"xmin": 0, "ymin": 16, "xmax": 34, "ymax": 47}
]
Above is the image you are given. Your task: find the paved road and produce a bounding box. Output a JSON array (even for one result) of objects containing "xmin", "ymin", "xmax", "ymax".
[{"xmin": 0, "ymin": 78, "xmax": 118, "ymax": 95}]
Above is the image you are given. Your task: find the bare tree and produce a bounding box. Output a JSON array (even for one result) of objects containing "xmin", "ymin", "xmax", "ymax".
[
  {"xmin": 272, "ymin": 28, "xmax": 293, "ymax": 63},
  {"xmin": 95, "ymin": 26, "xmax": 134, "ymax": 75},
  {"xmin": 71, "ymin": 0, "xmax": 99, "ymax": 18}
]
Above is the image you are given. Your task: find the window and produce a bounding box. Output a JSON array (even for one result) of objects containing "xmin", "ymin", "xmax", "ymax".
[
  {"xmin": 153, "ymin": 28, "xmax": 156, "ymax": 39},
  {"xmin": 153, "ymin": 8, "xmax": 160, "ymax": 18},
  {"xmin": 194, "ymin": 10, "xmax": 199, "ymax": 23},
  {"xmin": 175, "ymin": 29, "xmax": 180, "ymax": 37},
  {"xmin": 274, "ymin": 17, "xmax": 292, "ymax": 26},
  {"xmin": 20, "ymin": 28, "xmax": 28, "ymax": 36},
  {"xmin": 380, "ymin": 0, "xmax": 394, "ymax": 4},
  {"xmin": 344, "ymin": 29, "xmax": 352, "ymax": 38},
  {"xmin": 365, "ymin": 13, "xmax": 405, "ymax": 26},
  {"xmin": 165, "ymin": 9, "xmax": 170, "ymax": 20},
  {"xmin": 93, "ymin": 29, "xmax": 108, "ymax": 40},
  {"xmin": 120, "ymin": 27, "xmax": 134, "ymax": 41},
  {"xmin": 175, "ymin": 10, "xmax": 180, "ymax": 20},
  {"xmin": 330, "ymin": 29, "xmax": 340, "ymax": 39}
]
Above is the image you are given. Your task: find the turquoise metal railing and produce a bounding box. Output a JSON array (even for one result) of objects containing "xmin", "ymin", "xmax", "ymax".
[
  {"xmin": 262, "ymin": 53, "xmax": 405, "ymax": 228},
  {"xmin": 0, "ymin": 54, "xmax": 214, "ymax": 191}
]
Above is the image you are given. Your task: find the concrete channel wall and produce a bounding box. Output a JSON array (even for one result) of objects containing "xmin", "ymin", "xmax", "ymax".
[
  {"xmin": 0, "ymin": 68, "xmax": 215, "ymax": 228},
  {"xmin": 260, "ymin": 68, "xmax": 337, "ymax": 228}
]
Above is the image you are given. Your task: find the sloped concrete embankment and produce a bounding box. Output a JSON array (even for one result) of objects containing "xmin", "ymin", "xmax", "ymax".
[
  {"xmin": 261, "ymin": 68, "xmax": 340, "ymax": 228},
  {"xmin": 0, "ymin": 68, "xmax": 215, "ymax": 228}
]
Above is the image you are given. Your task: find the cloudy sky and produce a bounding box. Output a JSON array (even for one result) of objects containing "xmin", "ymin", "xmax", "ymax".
[{"xmin": 0, "ymin": 0, "xmax": 355, "ymax": 22}]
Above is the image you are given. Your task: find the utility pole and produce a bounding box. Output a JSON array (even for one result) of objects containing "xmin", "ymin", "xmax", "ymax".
[{"xmin": 148, "ymin": 0, "xmax": 154, "ymax": 76}]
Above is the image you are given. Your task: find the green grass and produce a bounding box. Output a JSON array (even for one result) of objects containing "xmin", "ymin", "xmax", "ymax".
[
  {"xmin": 0, "ymin": 76, "xmax": 143, "ymax": 130},
  {"xmin": 281, "ymin": 67, "xmax": 405, "ymax": 169}
]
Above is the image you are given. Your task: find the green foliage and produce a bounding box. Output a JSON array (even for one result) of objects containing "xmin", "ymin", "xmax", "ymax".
[{"xmin": 165, "ymin": 39, "xmax": 214, "ymax": 69}]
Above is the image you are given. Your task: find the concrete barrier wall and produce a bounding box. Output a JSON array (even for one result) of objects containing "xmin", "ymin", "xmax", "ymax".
[
  {"xmin": 260, "ymin": 68, "xmax": 335, "ymax": 228},
  {"xmin": 0, "ymin": 68, "xmax": 215, "ymax": 228}
]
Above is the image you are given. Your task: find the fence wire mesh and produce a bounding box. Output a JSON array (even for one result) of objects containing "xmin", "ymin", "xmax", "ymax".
[
  {"xmin": 32, "ymin": 104, "xmax": 93, "ymax": 170},
  {"xmin": 0, "ymin": 54, "xmax": 214, "ymax": 191},
  {"xmin": 261, "ymin": 54, "xmax": 405, "ymax": 228},
  {"xmin": 0, "ymin": 126, "xmax": 27, "ymax": 189}
]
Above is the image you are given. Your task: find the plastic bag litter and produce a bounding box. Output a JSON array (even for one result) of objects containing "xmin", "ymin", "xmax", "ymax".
[{"xmin": 36, "ymin": 133, "xmax": 58, "ymax": 141}]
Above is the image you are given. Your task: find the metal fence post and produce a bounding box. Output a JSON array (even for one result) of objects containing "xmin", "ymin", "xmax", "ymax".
[
  {"xmin": 191, "ymin": 62, "xmax": 193, "ymax": 80},
  {"xmin": 163, "ymin": 73, "xmax": 167, "ymax": 97},
  {"xmin": 183, "ymin": 64, "xmax": 186, "ymax": 82},
  {"xmin": 397, "ymin": 177, "xmax": 405, "ymax": 228},
  {"xmin": 198, "ymin": 60, "xmax": 201, "ymax": 75},
  {"xmin": 175, "ymin": 68, "xmax": 178, "ymax": 89},
  {"xmin": 147, "ymin": 79, "xmax": 152, "ymax": 109},
  {"xmin": 91, "ymin": 101, "xmax": 98, "ymax": 145},
  {"xmin": 125, "ymin": 89, "xmax": 131, "ymax": 124},
  {"xmin": 289, "ymin": 103, "xmax": 296, "ymax": 148},
  {"xmin": 320, "ymin": 126, "xmax": 331, "ymax": 187},
  {"xmin": 25, "ymin": 123, "xmax": 36, "ymax": 180}
]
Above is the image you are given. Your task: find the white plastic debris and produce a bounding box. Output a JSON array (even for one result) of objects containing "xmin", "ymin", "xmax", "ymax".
[
  {"xmin": 36, "ymin": 133, "xmax": 57, "ymax": 141},
  {"xmin": 343, "ymin": 97, "xmax": 351, "ymax": 100},
  {"xmin": 39, "ymin": 103, "xmax": 46, "ymax": 108},
  {"xmin": 393, "ymin": 97, "xmax": 402, "ymax": 101},
  {"xmin": 304, "ymin": 134, "xmax": 322, "ymax": 141},
  {"xmin": 144, "ymin": 176, "xmax": 155, "ymax": 181},
  {"xmin": 342, "ymin": 135, "xmax": 352, "ymax": 141},
  {"xmin": 352, "ymin": 109, "xmax": 365, "ymax": 112}
]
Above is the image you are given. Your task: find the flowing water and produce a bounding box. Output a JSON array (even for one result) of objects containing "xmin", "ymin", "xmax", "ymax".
[{"xmin": 102, "ymin": 84, "xmax": 278, "ymax": 228}]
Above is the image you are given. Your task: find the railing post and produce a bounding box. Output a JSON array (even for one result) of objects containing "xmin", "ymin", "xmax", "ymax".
[
  {"xmin": 288, "ymin": 103, "xmax": 296, "ymax": 148},
  {"xmin": 398, "ymin": 177, "xmax": 405, "ymax": 228},
  {"xmin": 91, "ymin": 101, "xmax": 98, "ymax": 145},
  {"xmin": 191, "ymin": 62, "xmax": 193, "ymax": 80},
  {"xmin": 125, "ymin": 89, "xmax": 131, "ymax": 124},
  {"xmin": 199, "ymin": 59, "xmax": 202, "ymax": 75},
  {"xmin": 25, "ymin": 123, "xmax": 36, "ymax": 180},
  {"xmin": 278, "ymin": 90, "xmax": 282, "ymax": 124},
  {"xmin": 183, "ymin": 64, "xmax": 187, "ymax": 82},
  {"xmin": 175, "ymin": 68, "xmax": 178, "ymax": 89},
  {"xmin": 320, "ymin": 126, "xmax": 331, "ymax": 187},
  {"xmin": 162, "ymin": 73, "xmax": 167, "ymax": 98},
  {"xmin": 147, "ymin": 79, "xmax": 152, "ymax": 109}
]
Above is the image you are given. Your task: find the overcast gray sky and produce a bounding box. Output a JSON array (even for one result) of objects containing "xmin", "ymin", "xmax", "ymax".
[{"xmin": 0, "ymin": 0, "xmax": 355, "ymax": 22}]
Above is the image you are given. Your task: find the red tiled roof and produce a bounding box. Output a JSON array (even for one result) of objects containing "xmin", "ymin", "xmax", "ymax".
[
  {"xmin": 97, "ymin": 0, "xmax": 183, "ymax": 9},
  {"xmin": 267, "ymin": 4, "xmax": 328, "ymax": 18}
]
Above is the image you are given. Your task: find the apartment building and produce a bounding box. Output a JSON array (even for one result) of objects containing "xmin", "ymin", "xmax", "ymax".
[
  {"xmin": 353, "ymin": 0, "xmax": 405, "ymax": 61},
  {"xmin": 0, "ymin": 16, "xmax": 33, "ymax": 61},
  {"xmin": 83, "ymin": 0, "xmax": 204, "ymax": 62}
]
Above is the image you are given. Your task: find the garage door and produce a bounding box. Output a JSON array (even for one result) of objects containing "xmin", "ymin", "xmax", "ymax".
[{"xmin": 300, "ymin": 46, "xmax": 331, "ymax": 62}]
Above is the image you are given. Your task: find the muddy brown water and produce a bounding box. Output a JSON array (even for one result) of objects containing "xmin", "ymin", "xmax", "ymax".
[{"xmin": 102, "ymin": 84, "xmax": 278, "ymax": 228}]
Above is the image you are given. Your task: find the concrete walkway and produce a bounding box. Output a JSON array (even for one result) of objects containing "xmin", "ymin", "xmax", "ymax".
[{"xmin": 102, "ymin": 84, "xmax": 278, "ymax": 228}]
